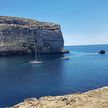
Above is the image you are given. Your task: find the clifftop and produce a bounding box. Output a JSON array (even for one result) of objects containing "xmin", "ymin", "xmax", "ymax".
[{"xmin": 0, "ymin": 16, "xmax": 60, "ymax": 29}]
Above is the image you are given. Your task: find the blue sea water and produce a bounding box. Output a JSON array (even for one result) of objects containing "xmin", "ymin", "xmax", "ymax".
[{"xmin": 0, "ymin": 44, "xmax": 108, "ymax": 107}]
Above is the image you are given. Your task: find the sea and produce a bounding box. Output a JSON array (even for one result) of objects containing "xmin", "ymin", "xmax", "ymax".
[{"xmin": 0, "ymin": 44, "xmax": 108, "ymax": 107}]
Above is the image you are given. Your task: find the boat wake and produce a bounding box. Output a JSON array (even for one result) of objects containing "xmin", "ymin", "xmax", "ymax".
[
  {"xmin": 64, "ymin": 51, "xmax": 99, "ymax": 59},
  {"xmin": 73, "ymin": 52, "xmax": 98, "ymax": 57}
]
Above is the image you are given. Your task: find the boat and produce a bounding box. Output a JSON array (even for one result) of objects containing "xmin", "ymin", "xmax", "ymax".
[
  {"xmin": 98, "ymin": 50, "xmax": 106, "ymax": 54},
  {"xmin": 60, "ymin": 56, "xmax": 70, "ymax": 60}
]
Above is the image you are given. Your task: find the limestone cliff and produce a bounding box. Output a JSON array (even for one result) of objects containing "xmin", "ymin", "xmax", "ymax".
[
  {"xmin": 12, "ymin": 86, "xmax": 108, "ymax": 108},
  {"xmin": 0, "ymin": 16, "xmax": 64, "ymax": 55}
]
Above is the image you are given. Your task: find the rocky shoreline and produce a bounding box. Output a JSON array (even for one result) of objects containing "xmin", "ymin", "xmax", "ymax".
[{"xmin": 12, "ymin": 86, "xmax": 108, "ymax": 108}]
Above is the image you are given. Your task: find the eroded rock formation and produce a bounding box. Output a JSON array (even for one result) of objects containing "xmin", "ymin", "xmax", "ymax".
[
  {"xmin": 12, "ymin": 86, "xmax": 108, "ymax": 108},
  {"xmin": 0, "ymin": 16, "xmax": 64, "ymax": 55}
]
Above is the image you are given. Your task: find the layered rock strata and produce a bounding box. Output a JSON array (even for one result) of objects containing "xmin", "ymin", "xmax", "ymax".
[{"xmin": 0, "ymin": 16, "xmax": 64, "ymax": 55}]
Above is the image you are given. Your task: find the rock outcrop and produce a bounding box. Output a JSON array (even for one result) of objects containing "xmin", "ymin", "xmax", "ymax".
[
  {"xmin": 0, "ymin": 16, "xmax": 64, "ymax": 55},
  {"xmin": 98, "ymin": 50, "xmax": 106, "ymax": 54},
  {"xmin": 12, "ymin": 86, "xmax": 108, "ymax": 108}
]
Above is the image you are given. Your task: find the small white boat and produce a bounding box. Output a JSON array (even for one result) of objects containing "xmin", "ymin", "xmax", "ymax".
[
  {"xmin": 30, "ymin": 60, "xmax": 42, "ymax": 64},
  {"xmin": 60, "ymin": 57, "xmax": 69, "ymax": 60}
]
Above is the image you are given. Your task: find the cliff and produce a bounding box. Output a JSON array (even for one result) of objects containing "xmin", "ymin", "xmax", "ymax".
[
  {"xmin": 12, "ymin": 86, "xmax": 108, "ymax": 108},
  {"xmin": 0, "ymin": 16, "xmax": 64, "ymax": 55}
]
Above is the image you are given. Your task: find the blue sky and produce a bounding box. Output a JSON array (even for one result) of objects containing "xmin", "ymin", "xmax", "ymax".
[{"xmin": 0, "ymin": 0, "xmax": 108, "ymax": 46}]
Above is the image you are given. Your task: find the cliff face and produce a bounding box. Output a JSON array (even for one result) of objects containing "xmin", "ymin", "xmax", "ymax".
[{"xmin": 0, "ymin": 16, "xmax": 64, "ymax": 55}]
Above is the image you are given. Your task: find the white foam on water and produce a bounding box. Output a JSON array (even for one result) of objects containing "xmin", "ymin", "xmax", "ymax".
[
  {"xmin": 30, "ymin": 60, "xmax": 42, "ymax": 64},
  {"xmin": 60, "ymin": 56, "xmax": 70, "ymax": 60},
  {"xmin": 66, "ymin": 51, "xmax": 99, "ymax": 58}
]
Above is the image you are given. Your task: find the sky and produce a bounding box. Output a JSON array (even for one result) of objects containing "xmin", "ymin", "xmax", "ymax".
[{"xmin": 0, "ymin": 0, "xmax": 108, "ymax": 46}]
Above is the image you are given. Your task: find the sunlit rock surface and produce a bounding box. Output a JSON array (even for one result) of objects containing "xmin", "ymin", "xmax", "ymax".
[
  {"xmin": 0, "ymin": 16, "xmax": 64, "ymax": 55},
  {"xmin": 12, "ymin": 86, "xmax": 108, "ymax": 108}
]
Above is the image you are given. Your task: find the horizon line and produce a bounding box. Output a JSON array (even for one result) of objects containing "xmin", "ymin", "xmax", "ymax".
[{"xmin": 64, "ymin": 43, "xmax": 108, "ymax": 47}]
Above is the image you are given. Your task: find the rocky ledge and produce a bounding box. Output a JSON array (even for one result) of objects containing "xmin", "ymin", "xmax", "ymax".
[
  {"xmin": 0, "ymin": 16, "xmax": 65, "ymax": 55},
  {"xmin": 12, "ymin": 86, "xmax": 108, "ymax": 108}
]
